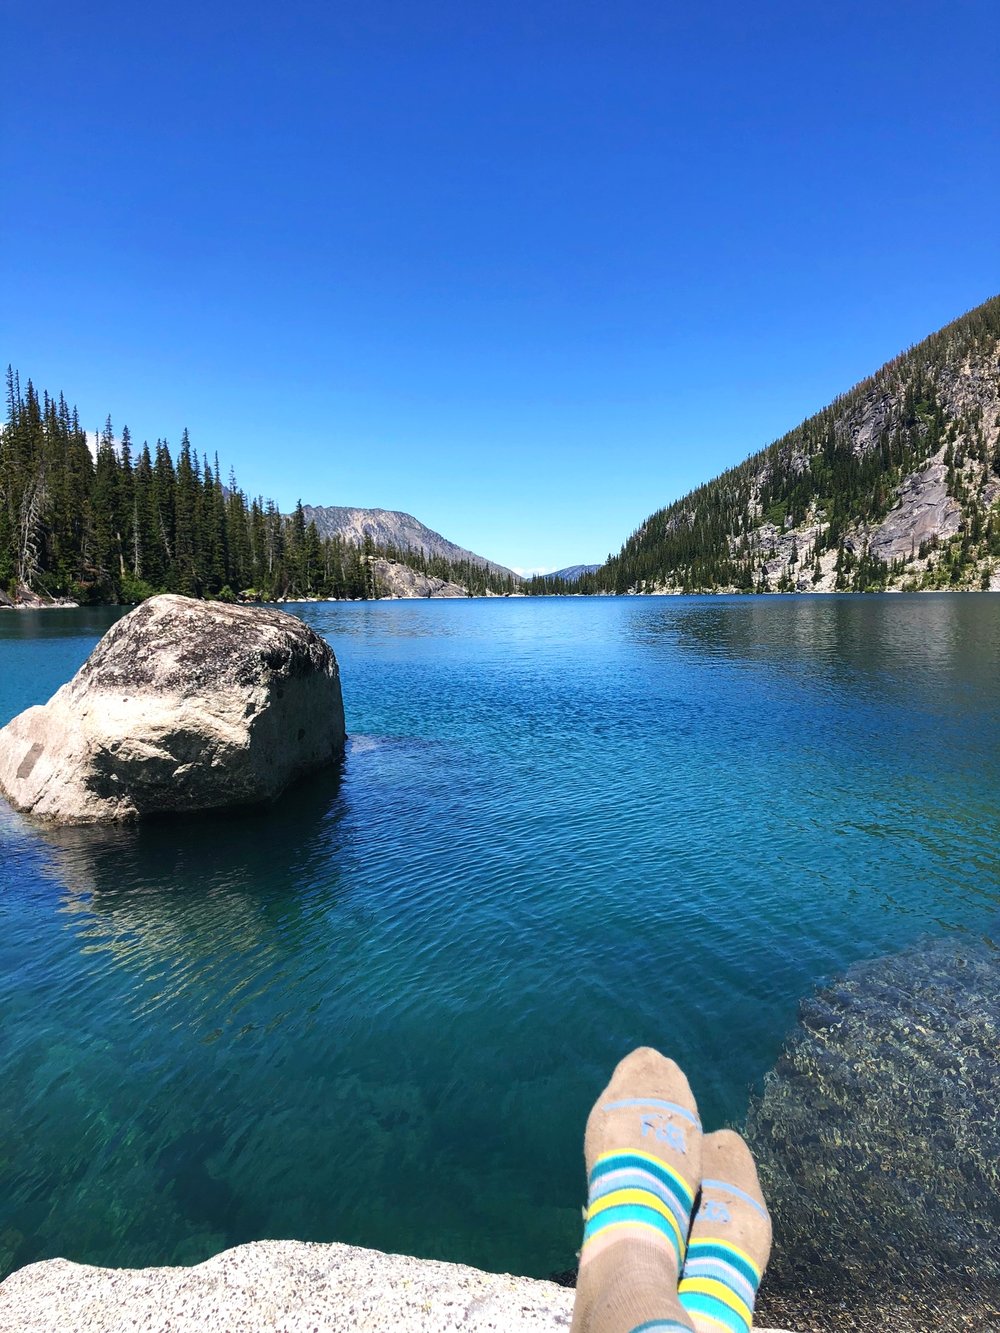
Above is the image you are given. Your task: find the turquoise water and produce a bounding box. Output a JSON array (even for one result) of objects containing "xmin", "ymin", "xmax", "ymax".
[{"xmin": 1, "ymin": 595, "xmax": 998, "ymax": 1283}]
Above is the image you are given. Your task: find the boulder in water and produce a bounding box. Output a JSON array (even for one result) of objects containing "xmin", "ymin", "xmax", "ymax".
[
  {"xmin": 0, "ymin": 595, "xmax": 346, "ymax": 824},
  {"xmin": 746, "ymin": 936, "xmax": 1000, "ymax": 1329}
]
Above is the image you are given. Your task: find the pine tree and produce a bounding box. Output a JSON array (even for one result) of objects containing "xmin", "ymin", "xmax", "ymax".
[{"xmin": 172, "ymin": 429, "xmax": 198, "ymax": 595}]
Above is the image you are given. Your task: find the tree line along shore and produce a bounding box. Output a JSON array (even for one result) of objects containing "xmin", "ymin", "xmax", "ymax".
[
  {"xmin": 6, "ymin": 295, "xmax": 1000, "ymax": 607},
  {"xmin": 1, "ymin": 370, "xmax": 519, "ymax": 605}
]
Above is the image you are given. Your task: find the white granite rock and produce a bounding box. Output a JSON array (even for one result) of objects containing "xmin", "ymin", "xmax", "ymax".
[
  {"xmin": 0, "ymin": 1240, "xmax": 798, "ymax": 1332},
  {"xmin": 0, "ymin": 595, "xmax": 345, "ymax": 824},
  {"xmin": 374, "ymin": 557, "xmax": 469, "ymax": 598},
  {"xmin": 0, "ymin": 1241, "xmax": 572, "ymax": 1332}
]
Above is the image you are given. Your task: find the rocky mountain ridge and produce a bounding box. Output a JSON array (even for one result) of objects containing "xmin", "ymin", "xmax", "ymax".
[
  {"xmin": 300, "ymin": 505, "xmax": 519, "ymax": 580},
  {"xmin": 588, "ymin": 295, "xmax": 1000, "ymax": 594},
  {"xmin": 550, "ymin": 563, "xmax": 600, "ymax": 582}
]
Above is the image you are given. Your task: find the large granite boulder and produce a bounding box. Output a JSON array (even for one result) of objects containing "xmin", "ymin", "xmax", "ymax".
[{"xmin": 0, "ymin": 595, "xmax": 345, "ymax": 824}]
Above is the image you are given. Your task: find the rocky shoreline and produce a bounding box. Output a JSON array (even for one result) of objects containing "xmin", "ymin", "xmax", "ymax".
[{"xmin": 0, "ymin": 583, "xmax": 78, "ymax": 609}]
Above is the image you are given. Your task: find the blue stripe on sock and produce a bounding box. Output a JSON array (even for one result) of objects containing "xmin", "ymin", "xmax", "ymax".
[
  {"xmin": 582, "ymin": 1202, "xmax": 683, "ymax": 1265},
  {"xmin": 588, "ymin": 1170, "xmax": 689, "ymax": 1240},
  {"xmin": 701, "ymin": 1177, "xmax": 769, "ymax": 1219},
  {"xmin": 684, "ymin": 1241, "xmax": 760, "ymax": 1290},
  {"xmin": 679, "ymin": 1291, "xmax": 750, "ymax": 1333},
  {"xmin": 590, "ymin": 1151, "xmax": 695, "ymax": 1209},
  {"xmin": 628, "ymin": 1323, "xmax": 693, "ymax": 1333},
  {"xmin": 601, "ymin": 1097, "xmax": 700, "ymax": 1126},
  {"xmin": 680, "ymin": 1258, "xmax": 756, "ymax": 1308}
]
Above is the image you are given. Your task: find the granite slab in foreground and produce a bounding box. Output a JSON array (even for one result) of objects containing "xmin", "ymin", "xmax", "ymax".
[{"xmin": 0, "ymin": 1240, "xmax": 796, "ymax": 1332}]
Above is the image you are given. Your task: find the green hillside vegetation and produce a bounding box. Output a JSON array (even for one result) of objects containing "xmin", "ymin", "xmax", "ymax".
[
  {"xmin": 8, "ymin": 296, "xmax": 999, "ymax": 606},
  {"xmin": 0, "ymin": 371, "xmax": 516, "ymax": 603},
  {"xmin": 557, "ymin": 295, "xmax": 1000, "ymax": 596}
]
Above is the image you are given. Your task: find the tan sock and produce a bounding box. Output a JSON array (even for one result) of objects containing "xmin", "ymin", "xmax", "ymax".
[
  {"xmin": 570, "ymin": 1047, "xmax": 703, "ymax": 1333},
  {"xmin": 678, "ymin": 1130, "xmax": 772, "ymax": 1333}
]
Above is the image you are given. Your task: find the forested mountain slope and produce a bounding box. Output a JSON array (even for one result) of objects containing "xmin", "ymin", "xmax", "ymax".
[
  {"xmin": 581, "ymin": 295, "xmax": 1000, "ymax": 594},
  {"xmin": 0, "ymin": 373, "xmax": 517, "ymax": 603}
]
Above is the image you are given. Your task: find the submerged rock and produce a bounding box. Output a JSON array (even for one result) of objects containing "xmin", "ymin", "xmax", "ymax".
[
  {"xmin": 0, "ymin": 595, "xmax": 346, "ymax": 824},
  {"xmin": 746, "ymin": 936, "xmax": 1000, "ymax": 1329}
]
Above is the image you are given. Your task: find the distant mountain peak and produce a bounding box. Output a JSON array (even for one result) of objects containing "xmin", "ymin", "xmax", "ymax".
[
  {"xmin": 549, "ymin": 564, "xmax": 600, "ymax": 582},
  {"xmin": 299, "ymin": 505, "xmax": 520, "ymax": 580}
]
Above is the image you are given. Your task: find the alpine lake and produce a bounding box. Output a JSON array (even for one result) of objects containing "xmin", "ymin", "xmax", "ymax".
[{"xmin": 1, "ymin": 594, "xmax": 998, "ymax": 1324}]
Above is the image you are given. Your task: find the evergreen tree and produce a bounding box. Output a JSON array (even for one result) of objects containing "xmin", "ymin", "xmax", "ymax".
[{"xmin": 172, "ymin": 429, "xmax": 199, "ymax": 595}]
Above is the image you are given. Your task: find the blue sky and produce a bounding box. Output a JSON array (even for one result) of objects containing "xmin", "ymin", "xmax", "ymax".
[{"xmin": 4, "ymin": 1, "xmax": 998, "ymax": 572}]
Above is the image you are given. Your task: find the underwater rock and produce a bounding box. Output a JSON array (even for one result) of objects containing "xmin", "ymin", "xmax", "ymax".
[
  {"xmin": 0, "ymin": 595, "xmax": 346, "ymax": 823},
  {"xmin": 746, "ymin": 936, "xmax": 1000, "ymax": 1327}
]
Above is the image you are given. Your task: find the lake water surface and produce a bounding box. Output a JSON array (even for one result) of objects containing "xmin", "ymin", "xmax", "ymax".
[{"xmin": 1, "ymin": 595, "xmax": 998, "ymax": 1286}]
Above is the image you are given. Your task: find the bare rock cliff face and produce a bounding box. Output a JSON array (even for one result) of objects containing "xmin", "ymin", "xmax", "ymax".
[
  {"xmin": 374, "ymin": 558, "xmax": 468, "ymax": 598},
  {"xmin": 616, "ymin": 300, "xmax": 1000, "ymax": 595},
  {"xmin": 869, "ymin": 451, "xmax": 963, "ymax": 562},
  {"xmin": 0, "ymin": 595, "xmax": 345, "ymax": 824}
]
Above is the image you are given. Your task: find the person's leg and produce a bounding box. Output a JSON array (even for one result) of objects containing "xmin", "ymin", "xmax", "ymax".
[
  {"xmin": 678, "ymin": 1130, "xmax": 771, "ymax": 1333},
  {"xmin": 570, "ymin": 1047, "xmax": 702, "ymax": 1333}
]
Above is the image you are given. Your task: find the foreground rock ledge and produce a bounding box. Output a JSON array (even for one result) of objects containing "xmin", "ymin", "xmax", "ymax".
[
  {"xmin": 0, "ymin": 1240, "xmax": 796, "ymax": 1332},
  {"xmin": 0, "ymin": 595, "xmax": 346, "ymax": 823}
]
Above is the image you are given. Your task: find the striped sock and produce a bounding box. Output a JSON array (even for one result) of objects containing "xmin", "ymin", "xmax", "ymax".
[
  {"xmin": 678, "ymin": 1131, "xmax": 771, "ymax": 1333},
  {"xmin": 584, "ymin": 1147, "xmax": 696, "ymax": 1269},
  {"xmin": 570, "ymin": 1047, "xmax": 703, "ymax": 1333},
  {"xmin": 678, "ymin": 1237, "xmax": 762, "ymax": 1333}
]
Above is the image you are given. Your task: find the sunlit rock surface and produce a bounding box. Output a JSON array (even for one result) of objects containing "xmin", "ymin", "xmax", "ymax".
[
  {"xmin": 0, "ymin": 595, "xmax": 345, "ymax": 823},
  {"xmin": 374, "ymin": 557, "xmax": 468, "ymax": 598},
  {"xmin": 0, "ymin": 1242, "xmax": 570, "ymax": 1332},
  {"xmin": 0, "ymin": 1240, "xmax": 799, "ymax": 1332},
  {"xmin": 869, "ymin": 452, "xmax": 963, "ymax": 562}
]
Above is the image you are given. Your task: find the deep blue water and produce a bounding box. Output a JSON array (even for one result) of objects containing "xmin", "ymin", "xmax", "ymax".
[{"xmin": 1, "ymin": 594, "xmax": 998, "ymax": 1282}]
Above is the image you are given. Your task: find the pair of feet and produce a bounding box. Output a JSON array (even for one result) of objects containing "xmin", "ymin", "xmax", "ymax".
[{"xmin": 570, "ymin": 1047, "xmax": 772, "ymax": 1333}]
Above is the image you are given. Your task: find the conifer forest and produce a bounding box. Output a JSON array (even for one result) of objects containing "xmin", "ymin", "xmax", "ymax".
[
  {"xmin": 4, "ymin": 297, "xmax": 999, "ymax": 606},
  {"xmin": 530, "ymin": 296, "xmax": 1000, "ymax": 596},
  {"xmin": 0, "ymin": 369, "xmax": 514, "ymax": 604}
]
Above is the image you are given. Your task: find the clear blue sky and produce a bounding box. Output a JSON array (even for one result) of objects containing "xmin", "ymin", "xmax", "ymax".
[{"xmin": 4, "ymin": 1, "xmax": 998, "ymax": 572}]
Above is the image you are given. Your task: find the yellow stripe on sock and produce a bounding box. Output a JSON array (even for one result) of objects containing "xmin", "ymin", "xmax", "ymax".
[
  {"xmin": 586, "ymin": 1188, "xmax": 685, "ymax": 1252},
  {"xmin": 592, "ymin": 1148, "xmax": 695, "ymax": 1201},
  {"xmin": 683, "ymin": 1312, "xmax": 739, "ymax": 1333},
  {"xmin": 580, "ymin": 1218, "xmax": 679, "ymax": 1253},
  {"xmin": 677, "ymin": 1276, "xmax": 753, "ymax": 1326},
  {"xmin": 685, "ymin": 1237, "xmax": 762, "ymax": 1279}
]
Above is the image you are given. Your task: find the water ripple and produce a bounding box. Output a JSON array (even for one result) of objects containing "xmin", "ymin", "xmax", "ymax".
[{"xmin": 1, "ymin": 595, "xmax": 999, "ymax": 1283}]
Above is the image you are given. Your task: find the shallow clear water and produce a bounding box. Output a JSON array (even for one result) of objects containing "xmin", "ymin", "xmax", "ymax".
[{"xmin": 1, "ymin": 595, "xmax": 998, "ymax": 1282}]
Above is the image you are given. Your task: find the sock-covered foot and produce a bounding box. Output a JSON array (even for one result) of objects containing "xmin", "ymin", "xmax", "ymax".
[
  {"xmin": 678, "ymin": 1130, "xmax": 772, "ymax": 1333},
  {"xmin": 570, "ymin": 1046, "xmax": 703, "ymax": 1333}
]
